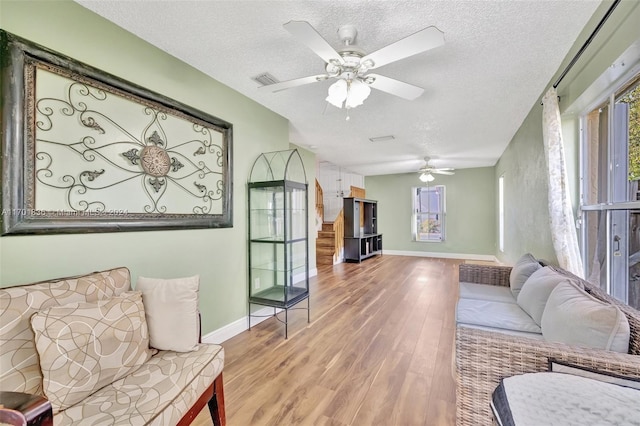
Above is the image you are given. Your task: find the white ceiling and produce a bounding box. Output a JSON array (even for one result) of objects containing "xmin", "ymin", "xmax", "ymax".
[{"xmin": 76, "ymin": 0, "xmax": 601, "ymax": 176}]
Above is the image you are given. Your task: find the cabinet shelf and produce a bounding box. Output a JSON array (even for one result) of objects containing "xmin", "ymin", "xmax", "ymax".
[
  {"xmin": 250, "ymin": 237, "xmax": 307, "ymax": 244},
  {"xmin": 250, "ymin": 263, "xmax": 306, "ymax": 274},
  {"xmin": 249, "ymin": 208, "xmax": 306, "ymax": 213},
  {"xmin": 250, "ymin": 285, "xmax": 308, "ymax": 309}
]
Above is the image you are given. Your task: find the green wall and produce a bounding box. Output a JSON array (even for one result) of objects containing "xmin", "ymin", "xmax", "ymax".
[
  {"xmin": 365, "ymin": 167, "xmax": 496, "ymax": 257},
  {"xmin": 495, "ymin": 0, "xmax": 640, "ymax": 265},
  {"xmin": 494, "ymin": 105, "xmax": 555, "ymax": 263},
  {"xmin": 0, "ymin": 0, "xmax": 316, "ymax": 335}
]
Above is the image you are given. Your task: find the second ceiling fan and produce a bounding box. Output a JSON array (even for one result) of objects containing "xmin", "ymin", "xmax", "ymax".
[
  {"xmin": 259, "ymin": 21, "xmax": 445, "ymax": 109},
  {"xmin": 418, "ymin": 157, "xmax": 455, "ymax": 182}
]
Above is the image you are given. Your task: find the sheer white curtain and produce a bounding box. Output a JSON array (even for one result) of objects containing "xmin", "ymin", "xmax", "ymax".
[{"xmin": 542, "ymin": 87, "xmax": 584, "ymax": 277}]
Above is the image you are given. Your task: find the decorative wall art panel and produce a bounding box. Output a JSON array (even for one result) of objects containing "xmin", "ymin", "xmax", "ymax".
[{"xmin": 1, "ymin": 30, "xmax": 233, "ymax": 234}]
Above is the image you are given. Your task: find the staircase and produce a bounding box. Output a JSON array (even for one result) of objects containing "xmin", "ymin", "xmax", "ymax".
[
  {"xmin": 314, "ymin": 180, "xmax": 363, "ymax": 267},
  {"xmin": 316, "ymin": 222, "xmax": 336, "ymax": 265}
]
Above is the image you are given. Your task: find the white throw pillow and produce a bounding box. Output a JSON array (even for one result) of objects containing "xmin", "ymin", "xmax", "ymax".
[
  {"xmin": 136, "ymin": 275, "xmax": 200, "ymax": 352},
  {"xmin": 517, "ymin": 267, "xmax": 572, "ymax": 325},
  {"xmin": 509, "ymin": 253, "xmax": 541, "ymax": 298},
  {"xmin": 541, "ymin": 280, "xmax": 630, "ymax": 353}
]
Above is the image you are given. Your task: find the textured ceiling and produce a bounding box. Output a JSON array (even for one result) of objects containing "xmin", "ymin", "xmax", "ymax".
[{"xmin": 76, "ymin": 0, "xmax": 601, "ymax": 176}]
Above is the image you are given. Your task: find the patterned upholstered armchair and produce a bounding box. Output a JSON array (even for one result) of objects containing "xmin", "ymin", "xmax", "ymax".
[{"xmin": 0, "ymin": 267, "xmax": 225, "ymax": 426}]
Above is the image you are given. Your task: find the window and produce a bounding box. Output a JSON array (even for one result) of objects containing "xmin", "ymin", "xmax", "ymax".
[
  {"xmin": 499, "ymin": 175, "xmax": 505, "ymax": 252},
  {"xmin": 413, "ymin": 185, "xmax": 445, "ymax": 242},
  {"xmin": 581, "ymin": 73, "xmax": 640, "ymax": 309}
]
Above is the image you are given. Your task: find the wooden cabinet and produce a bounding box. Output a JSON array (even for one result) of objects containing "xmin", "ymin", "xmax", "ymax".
[{"xmin": 343, "ymin": 197, "xmax": 382, "ymax": 262}]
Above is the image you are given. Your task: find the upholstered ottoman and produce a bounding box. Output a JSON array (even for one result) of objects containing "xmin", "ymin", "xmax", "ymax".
[{"xmin": 491, "ymin": 371, "xmax": 640, "ymax": 425}]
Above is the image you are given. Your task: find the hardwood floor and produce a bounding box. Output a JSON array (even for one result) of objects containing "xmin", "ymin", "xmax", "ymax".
[{"xmin": 196, "ymin": 255, "xmax": 459, "ymax": 426}]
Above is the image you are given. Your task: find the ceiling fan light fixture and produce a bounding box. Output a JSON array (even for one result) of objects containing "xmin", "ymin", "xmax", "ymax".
[
  {"xmin": 419, "ymin": 172, "xmax": 435, "ymax": 183},
  {"xmin": 345, "ymin": 79, "xmax": 371, "ymax": 108},
  {"xmin": 327, "ymin": 78, "xmax": 371, "ymax": 109},
  {"xmin": 326, "ymin": 79, "xmax": 348, "ymax": 108}
]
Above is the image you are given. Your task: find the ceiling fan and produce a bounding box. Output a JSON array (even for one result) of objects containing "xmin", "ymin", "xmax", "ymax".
[
  {"xmin": 418, "ymin": 157, "xmax": 455, "ymax": 182},
  {"xmin": 259, "ymin": 21, "xmax": 445, "ymax": 110}
]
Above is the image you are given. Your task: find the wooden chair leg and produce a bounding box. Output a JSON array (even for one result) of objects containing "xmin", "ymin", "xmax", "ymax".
[{"xmin": 208, "ymin": 373, "xmax": 226, "ymax": 426}]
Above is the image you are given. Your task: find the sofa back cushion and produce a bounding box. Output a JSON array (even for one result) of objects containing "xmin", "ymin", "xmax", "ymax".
[
  {"xmin": 517, "ymin": 267, "xmax": 573, "ymax": 325},
  {"xmin": 509, "ymin": 253, "xmax": 542, "ymax": 298},
  {"xmin": 541, "ymin": 280, "xmax": 630, "ymax": 353},
  {"xmin": 548, "ymin": 265, "xmax": 640, "ymax": 355},
  {"xmin": 0, "ymin": 267, "xmax": 131, "ymax": 395},
  {"xmin": 30, "ymin": 291, "xmax": 154, "ymax": 413}
]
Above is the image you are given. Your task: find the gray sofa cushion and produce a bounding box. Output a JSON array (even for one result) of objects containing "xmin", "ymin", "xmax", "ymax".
[
  {"xmin": 458, "ymin": 323, "xmax": 545, "ymax": 340},
  {"xmin": 516, "ymin": 266, "xmax": 570, "ymax": 325},
  {"xmin": 459, "ymin": 282, "xmax": 516, "ymax": 304},
  {"xmin": 456, "ymin": 299, "xmax": 541, "ymax": 334},
  {"xmin": 541, "ymin": 280, "xmax": 630, "ymax": 353},
  {"xmin": 509, "ymin": 253, "xmax": 542, "ymax": 299}
]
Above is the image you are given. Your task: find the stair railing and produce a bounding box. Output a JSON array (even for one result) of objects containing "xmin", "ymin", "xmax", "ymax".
[
  {"xmin": 333, "ymin": 210, "xmax": 344, "ymax": 264},
  {"xmin": 350, "ymin": 186, "xmax": 366, "ymax": 198},
  {"xmin": 315, "ymin": 179, "xmax": 324, "ymax": 231}
]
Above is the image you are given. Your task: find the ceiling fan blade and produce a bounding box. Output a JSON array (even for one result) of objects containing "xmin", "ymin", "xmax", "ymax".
[
  {"xmin": 362, "ymin": 26, "xmax": 444, "ymax": 69},
  {"xmin": 366, "ymin": 74, "xmax": 424, "ymax": 100},
  {"xmin": 283, "ymin": 21, "xmax": 344, "ymax": 65},
  {"xmin": 258, "ymin": 74, "xmax": 328, "ymax": 93},
  {"xmin": 433, "ymin": 170, "xmax": 455, "ymax": 175}
]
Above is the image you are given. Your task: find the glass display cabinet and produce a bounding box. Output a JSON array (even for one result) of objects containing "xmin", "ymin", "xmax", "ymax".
[{"xmin": 248, "ymin": 149, "xmax": 309, "ymax": 338}]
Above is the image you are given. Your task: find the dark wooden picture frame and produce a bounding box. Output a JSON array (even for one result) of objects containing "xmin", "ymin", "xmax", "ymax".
[{"xmin": 1, "ymin": 30, "xmax": 233, "ymax": 235}]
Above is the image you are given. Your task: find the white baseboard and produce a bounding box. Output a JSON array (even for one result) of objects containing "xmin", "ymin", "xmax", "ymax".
[
  {"xmin": 293, "ymin": 267, "xmax": 318, "ymax": 284},
  {"xmin": 383, "ymin": 250, "xmax": 498, "ymax": 262},
  {"xmin": 202, "ymin": 306, "xmax": 281, "ymax": 344},
  {"xmin": 202, "ymin": 268, "xmax": 318, "ymax": 345}
]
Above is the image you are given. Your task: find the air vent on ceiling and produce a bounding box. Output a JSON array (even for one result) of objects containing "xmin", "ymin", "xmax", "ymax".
[
  {"xmin": 252, "ymin": 72, "xmax": 280, "ymax": 86},
  {"xmin": 369, "ymin": 135, "xmax": 395, "ymax": 143}
]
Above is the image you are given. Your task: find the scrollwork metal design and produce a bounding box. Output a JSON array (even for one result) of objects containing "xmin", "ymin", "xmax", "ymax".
[
  {"xmin": 122, "ymin": 149, "xmax": 140, "ymax": 164},
  {"xmin": 81, "ymin": 170, "xmax": 105, "ymax": 181},
  {"xmin": 32, "ymin": 63, "xmax": 227, "ymax": 215},
  {"xmin": 148, "ymin": 177, "xmax": 165, "ymax": 193}
]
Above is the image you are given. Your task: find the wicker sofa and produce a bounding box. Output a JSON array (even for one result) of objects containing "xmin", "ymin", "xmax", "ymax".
[
  {"xmin": 0, "ymin": 267, "xmax": 225, "ymax": 426},
  {"xmin": 455, "ymin": 261, "xmax": 640, "ymax": 426}
]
